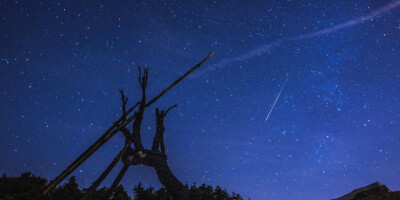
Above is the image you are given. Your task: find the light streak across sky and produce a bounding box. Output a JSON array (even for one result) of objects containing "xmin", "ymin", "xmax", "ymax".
[
  {"xmin": 265, "ymin": 76, "xmax": 288, "ymax": 122},
  {"xmin": 197, "ymin": 1, "xmax": 400, "ymax": 76}
]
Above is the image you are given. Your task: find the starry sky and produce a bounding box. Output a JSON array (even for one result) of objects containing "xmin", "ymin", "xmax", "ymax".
[{"xmin": 1, "ymin": 1, "xmax": 400, "ymax": 200}]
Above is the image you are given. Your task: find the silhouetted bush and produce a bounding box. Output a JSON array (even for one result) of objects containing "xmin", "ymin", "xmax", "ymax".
[{"xmin": 0, "ymin": 172, "xmax": 243, "ymax": 200}]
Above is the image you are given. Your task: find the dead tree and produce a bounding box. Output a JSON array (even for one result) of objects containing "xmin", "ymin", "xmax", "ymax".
[{"xmin": 42, "ymin": 52, "xmax": 215, "ymax": 200}]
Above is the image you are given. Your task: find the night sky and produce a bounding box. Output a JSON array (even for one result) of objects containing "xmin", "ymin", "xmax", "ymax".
[{"xmin": 1, "ymin": 1, "xmax": 400, "ymax": 200}]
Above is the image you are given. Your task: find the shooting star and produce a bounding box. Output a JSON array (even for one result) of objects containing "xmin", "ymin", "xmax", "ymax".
[{"xmin": 265, "ymin": 77, "xmax": 288, "ymax": 122}]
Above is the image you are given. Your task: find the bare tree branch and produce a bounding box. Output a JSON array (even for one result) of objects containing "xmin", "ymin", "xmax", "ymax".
[
  {"xmin": 160, "ymin": 134, "xmax": 166, "ymax": 156},
  {"xmin": 119, "ymin": 89, "xmax": 128, "ymax": 119},
  {"xmin": 152, "ymin": 108, "xmax": 164, "ymax": 151},
  {"xmin": 131, "ymin": 67, "xmax": 148, "ymax": 151},
  {"xmin": 152, "ymin": 105, "xmax": 176, "ymax": 155},
  {"xmin": 138, "ymin": 66, "xmax": 142, "ymax": 86},
  {"xmin": 165, "ymin": 104, "xmax": 177, "ymax": 117},
  {"xmin": 43, "ymin": 52, "xmax": 215, "ymax": 199}
]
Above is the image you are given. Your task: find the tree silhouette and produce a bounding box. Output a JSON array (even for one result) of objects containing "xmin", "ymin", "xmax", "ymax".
[
  {"xmin": 42, "ymin": 52, "xmax": 215, "ymax": 200},
  {"xmin": 0, "ymin": 172, "xmax": 48, "ymax": 200},
  {"xmin": 1, "ymin": 172, "xmax": 243, "ymax": 200},
  {"xmin": 133, "ymin": 183, "xmax": 156, "ymax": 200},
  {"xmin": 111, "ymin": 185, "xmax": 131, "ymax": 200},
  {"xmin": 133, "ymin": 183, "xmax": 244, "ymax": 200},
  {"xmin": 52, "ymin": 176, "xmax": 82, "ymax": 200}
]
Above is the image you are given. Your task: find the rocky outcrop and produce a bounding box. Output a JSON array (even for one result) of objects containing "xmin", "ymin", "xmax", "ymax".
[
  {"xmin": 332, "ymin": 181, "xmax": 393, "ymax": 200},
  {"xmin": 357, "ymin": 192, "xmax": 400, "ymax": 200}
]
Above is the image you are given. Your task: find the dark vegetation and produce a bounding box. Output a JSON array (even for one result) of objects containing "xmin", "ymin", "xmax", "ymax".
[{"xmin": 1, "ymin": 172, "xmax": 243, "ymax": 200}]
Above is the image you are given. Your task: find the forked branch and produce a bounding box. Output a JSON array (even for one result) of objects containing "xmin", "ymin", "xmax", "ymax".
[
  {"xmin": 152, "ymin": 104, "xmax": 177, "ymax": 155},
  {"xmin": 165, "ymin": 104, "xmax": 178, "ymax": 117},
  {"xmin": 43, "ymin": 52, "xmax": 215, "ymax": 199},
  {"xmin": 131, "ymin": 67, "xmax": 149, "ymax": 151}
]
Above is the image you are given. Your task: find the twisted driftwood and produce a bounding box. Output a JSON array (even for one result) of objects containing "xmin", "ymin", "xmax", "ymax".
[{"xmin": 43, "ymin": 52, "xmax": 215, "ymax": 200}]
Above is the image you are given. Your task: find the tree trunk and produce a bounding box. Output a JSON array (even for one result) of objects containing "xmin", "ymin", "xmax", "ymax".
[
  {"xmin": 154, "ymin": 162, "xmax": 187, "ymax": 200},
  {"xmin": 122, "ymin": 149, "xmax": 188, "ymax": 200}
]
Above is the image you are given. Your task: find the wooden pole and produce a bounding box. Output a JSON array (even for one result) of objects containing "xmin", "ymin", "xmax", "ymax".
[
  {"xmin": 42, "ymin": 52, "xmax": 215, "ymax": 196},
  {"xmin": 81, "ymin": 144, "xmax": 130, "ymax": 200},
  {"xmin": 43, "ymin": 113, "xmax": 136, "ymax": 195},
  {"xmin": 105, "ymin": 164, "xmax": 130, "ymax": 199},
  {"xmin": 145, "ymin": 52, "xmax": 215, "ymax": 107}
]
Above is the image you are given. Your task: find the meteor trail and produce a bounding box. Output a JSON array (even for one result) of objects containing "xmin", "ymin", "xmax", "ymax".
[{"xmin": 265, "ymin": 77, "xmax": 288, "ymax": 122}]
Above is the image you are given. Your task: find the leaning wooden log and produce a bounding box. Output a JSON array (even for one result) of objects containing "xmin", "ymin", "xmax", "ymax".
[
  {"xmin": 42, "ymin": 52, "xmax": 215, "ymax": 198},
  {"xmin": 145, "ymin": 52, "xmax": 215, "ymax": 107},
  {"xmin": 81, "ymin": 145, "xmax": 129, "ymax": 200},
  {"xmin": 105, "ymin": 164, "xmax": 130, "ymax": 199},
  {"xmin": 42, "ymin": 104, "xmax": 139, "ymax": 195}
]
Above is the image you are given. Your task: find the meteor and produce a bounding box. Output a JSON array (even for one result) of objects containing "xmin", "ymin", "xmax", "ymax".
[{"xmin": 265, "ymin": 77, "xmax": 288, "ymax": 122}]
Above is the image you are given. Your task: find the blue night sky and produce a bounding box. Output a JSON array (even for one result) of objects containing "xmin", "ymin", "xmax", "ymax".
[{"xmin": 1, "ymin": 1, "xmax": 400, "ymax": 199}]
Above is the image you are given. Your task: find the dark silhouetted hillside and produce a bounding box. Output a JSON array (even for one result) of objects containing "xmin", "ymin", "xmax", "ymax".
[{"xmin": 332, "ymin": 181, "xmax": 400, "ymax": 200}]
